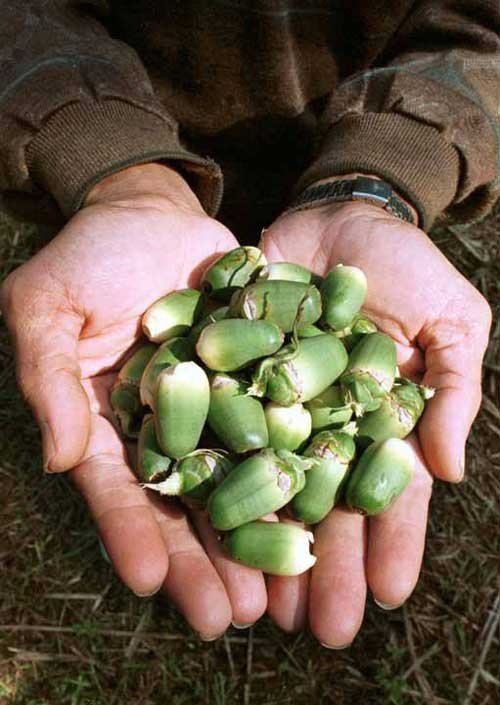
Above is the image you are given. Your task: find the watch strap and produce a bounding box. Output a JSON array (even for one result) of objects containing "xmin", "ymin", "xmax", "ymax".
[{"xmin": 288, "ymin": 177, "xmax": 415, "ymax": 224}]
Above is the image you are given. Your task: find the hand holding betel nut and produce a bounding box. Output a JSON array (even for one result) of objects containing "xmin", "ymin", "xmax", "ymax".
[{"xmin": 1, "ymin": 164, "xmax": 491, "ymax": 646}]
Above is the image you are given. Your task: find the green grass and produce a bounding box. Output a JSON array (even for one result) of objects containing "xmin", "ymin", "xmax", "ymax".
[{"xmin": 0, "ymin": 207, "xmax": 499, "ymax": 705}]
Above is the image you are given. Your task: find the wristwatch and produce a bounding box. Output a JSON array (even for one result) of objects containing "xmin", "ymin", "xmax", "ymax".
[{"xmin": 288, "ymin": 176, "xmax": 416, "ymax": 225}]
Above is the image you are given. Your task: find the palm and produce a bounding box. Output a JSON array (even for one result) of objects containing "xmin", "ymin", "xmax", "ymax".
[
  {"xmin": 2, "ymin": 189, "xmax": 269, "ymax": 637},
  {"xmin": 260, "ymin": 202, "xmax": 489, "ymax": 645},
  {"xmin": 48, "ymin": 199, "xmax": 236, "ymax": 378},
  {"xmin": 64, "ymin": 202, "xmax": 269, "ymax": 634}
]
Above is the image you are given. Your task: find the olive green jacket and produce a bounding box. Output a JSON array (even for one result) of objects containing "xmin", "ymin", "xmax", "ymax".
[{"xmin": 0, "ymin": 1, "xmax": 498, "ymax": 238}]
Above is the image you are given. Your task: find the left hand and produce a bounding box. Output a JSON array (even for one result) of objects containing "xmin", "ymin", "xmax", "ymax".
[{"xmin": 259, "ymin": 199, "xmax": 491, "ymax": 646}]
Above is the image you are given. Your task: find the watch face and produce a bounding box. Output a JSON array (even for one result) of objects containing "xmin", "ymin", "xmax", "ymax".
[{"xmin": 352, "ymin": 177, "xmax": 392, "ymax": 206}]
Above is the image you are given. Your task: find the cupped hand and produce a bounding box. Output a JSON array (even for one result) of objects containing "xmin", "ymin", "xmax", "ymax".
[
  {"xmin": 260, "ymin": 199, "xmax": 491, "ymax": 645},
  {"xmin": 0, "ymin": 163, "xmax": 267, "ymax": 636}
]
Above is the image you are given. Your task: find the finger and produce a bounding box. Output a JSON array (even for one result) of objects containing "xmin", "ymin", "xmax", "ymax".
[
  {"xmin": 2, "ymin": 277, "xmax": 89, "ymax": 472},
  {"xmin": 154, "ymin": 504, "xmax": 232, "ymax": 640},
  {"xmin": 71, "ymin": 414, "xmax": 168, "ymax": 596},
  {"xmin": 367, "ymin": 438, "xmax": 433, "ymax": 609},
  {"xmin": 258, "ymin": 212, "xmax": 331, "ymax": 275},
  {"xmin": 189, "ymin": 509, "xmax": 267, "ymax": 629},
  {"xmin": 394, "ymin": 342, "xmax": 425, "ymax": 382},
  {"xmin": 267, "ymin": 516, "xmax": 310, "ymax": 633},
  {"xmin": 309, "ymin": 508, "xmax": 367, "ymax": 649},
  {"xmin": 267, "ymin": 572, "xmax": 310, "ymax": 633},
  {"xmin": 418, "ymin": 314, "xmax": 490, "ymax": 482}
]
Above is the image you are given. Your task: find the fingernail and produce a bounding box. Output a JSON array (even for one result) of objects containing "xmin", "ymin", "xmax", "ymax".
[
  {"xmin": 134, "ymin": 585, "xmax": 162, "ymax": 598},
  {"xmin": 374, "ymin": 598, "xmax": 404, "ymax": 611},
  {"xmin": 231, "ymin": 621, "xmax": 254, "ymax": 630},
  {"xmin": 458, "ymin": 452, "xmax": 466, "ymax": 481},
  {"xmin": 198, "ymin": 631, "xmax": 226, "ymax": 642},
  {"xmin": 41, "ymin": 421, "xmax": 56, "ymax": 472},
  {"xmin": 320, "ymin": 642, "xmax": 351, "ymax": 650}
]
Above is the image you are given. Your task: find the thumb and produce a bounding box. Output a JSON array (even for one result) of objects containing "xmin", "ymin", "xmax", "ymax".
[
  {"xmin": 1, "ymin": 273, "xmax": 90, "ymax": 472},
  {"xmin": 418, "ymin": 305, "xmax": 491, "ymax": 483}
]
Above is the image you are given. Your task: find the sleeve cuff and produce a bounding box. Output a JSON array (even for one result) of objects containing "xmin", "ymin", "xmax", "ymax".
[
  {"xmin": 25, "ymin": 100, "xmax": 223, "ymax": 218},
  {"xmin": 293, "ymin": 113, "xmax": 460, "ymax": 231}
]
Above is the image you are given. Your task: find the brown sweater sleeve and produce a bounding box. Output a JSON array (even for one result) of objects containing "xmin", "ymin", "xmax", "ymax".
[
  {"xmin": 0, "ymin": 1, "xmax": 222, "ymax": 218},
  {"xmin": 294, "ymin": 0, "xmax": 500, "ymax": 231}
]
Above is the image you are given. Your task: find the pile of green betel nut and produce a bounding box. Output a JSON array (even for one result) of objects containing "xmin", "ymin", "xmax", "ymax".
[{"xmin": 111, "ymin": 246, "xmax": 434, "ymax": 578}]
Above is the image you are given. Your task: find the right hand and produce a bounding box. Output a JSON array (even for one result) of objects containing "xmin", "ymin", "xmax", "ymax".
[{"xmin": 0, "ymin": 163, "xmax": 267, "ymax": 637}]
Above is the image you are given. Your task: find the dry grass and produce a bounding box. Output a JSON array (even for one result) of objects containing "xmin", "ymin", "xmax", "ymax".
[{"xmin": 0, "ymin": 206, "xmax": 499, "ymax": 705}]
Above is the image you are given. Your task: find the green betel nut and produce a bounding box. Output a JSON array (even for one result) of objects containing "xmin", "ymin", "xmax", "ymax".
[
  {"xmin": 117, "ymin": 343, "xmax": 157, "ymax": 386},
  {"xmin": 259, "ymin": 334, "xmax": 348, "ymax": 406},
  {"xmin": 230, "ymin": 280, "xmax": 321, "ymax": 333},
  {"xmin": 297, "ymin": 324, "xmax": 324, "ymax": 338},
  {"xmin": 224, "ymin": 522, "xmax": 316, "ymax": 576},
  {"xmin": 207, "ymin": 374, "xmax": 269, "ymax": 453},
  {"xmin": 341, "ymin": 314, "xmax": 378, "ymax": 351},
  {"xmin": 320, "ymin": 264, "xmax": 367, "ymax": 331},
  {"xmin": 188, "ymin": 305, "xmax": 229, "ymax": 345},
  {"xmin": 208, "ymin": 448, "xmax": 313, "ymax": 531},
  {"xmin": 201, "ymin": 246, "xmax": 267, "ymax": 301},
  {"xmin": 264, "ymin": 402, "xmax": 312, "ymax": 451},
  {"xmin": 292, "ymin": 429, "xmax": 356, "ymax": 524},
  {"xmin": 196, "ymin": 319, "xmax": 284, "ymax": 371},
  {"xmin": 351, "ymin": 315, "xmax": 378, "ymax": 336},
  {"xmin": 257, "ymin": 262, "xmax": 312, "ymax": 284},
  {"xmin": 345, "ymin": 438, "xmax": 415, "ymax": 515},
  {"xmin": 110, "ymin": 381, "xmax": 144, "ymax": 438},
  {"xmin": 137, "ymin": 414, "xmax": 171, "ymax": 482},
  {"xmin": 357, "ymin": 379, "xmax": 434, "ymax": 443},
  {"xmin": 305, "ymin": 386, "xmax": 353, "ymax": 431},
  {"xmin": 154, "ymin": 361, "xmax": 210, "ymax": 458},
  {"xmin": 142, "ymin": 449, "xmax": 234, "ymax": 506},
  {"xmin": 341, "ymin": 332, "xmax": 397, "ymax": 413},
  {"xmin": 140, "ymin": 337, "xmax": 193, "ymax": 408},
  {"xmin": 142, "ymin": 289, "xmax": 203, "ymax": 343},
  {"xmin": 112, "ymin": 342, "xmax": 157, "ymax": 438}
]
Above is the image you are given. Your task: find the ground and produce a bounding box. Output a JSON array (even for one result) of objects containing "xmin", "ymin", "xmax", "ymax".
[{"xmin": 0, "ymin": 205, "xmax": 499, "ymax": 705}]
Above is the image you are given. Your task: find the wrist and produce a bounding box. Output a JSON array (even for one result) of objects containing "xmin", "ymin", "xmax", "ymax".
[
  {"xmin": 307, "ymin": 173, "xmax": 419, "ymax": 227},
  {"xmin": 83, "ymin": 163, "xmax": 204, "ymax": 213}
]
